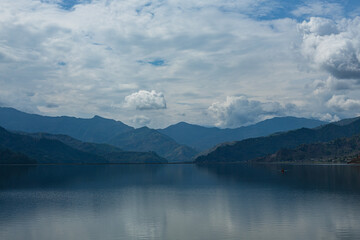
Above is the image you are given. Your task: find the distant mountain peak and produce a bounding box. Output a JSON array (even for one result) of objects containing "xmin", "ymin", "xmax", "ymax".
[
  {"xmin": 159, "ymin": 116, "xmax": 327, "ymax": 151},
  {"xmin": 0, "ymin": 107, "xmax": 133, "ymax": 143},
  {"xmin": 138, "ymin": 126, "xmax": 150, "ymax": 129},
  {"xmin": 92, "ymin": 115, "xmax": 104, "ymax": 119},
  {"xmin": 176, "ymin": 121, "xmax": 193, "ymax": 126},
  {"xmin": 90, "ymin": 115, "xmax": 119, "ymax": 122}
]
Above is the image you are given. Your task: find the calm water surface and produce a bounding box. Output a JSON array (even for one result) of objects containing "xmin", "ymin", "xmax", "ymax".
[{"xmin": 1, "ymin": 164, "xmax": 360, "ymax": 240}]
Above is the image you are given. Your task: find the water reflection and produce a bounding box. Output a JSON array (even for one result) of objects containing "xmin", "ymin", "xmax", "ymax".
[
  {"xmin": 0, "ymin": 164, "xmax": 360, "ymax": 239},
  {"xmin": 197, "ymin": 163, "xmax": 360, "ymax": 193}
]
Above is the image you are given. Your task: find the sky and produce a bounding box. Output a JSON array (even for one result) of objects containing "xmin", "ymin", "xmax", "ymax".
[{"xmin": 0, "ymin": 0, "xmax": 360, "ymax": 128}]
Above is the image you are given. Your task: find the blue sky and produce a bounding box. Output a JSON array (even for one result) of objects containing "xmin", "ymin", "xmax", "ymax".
[
  {"xmin": 55, "ymin": 0, "xmax": 360, "ymax": 18},
  {"xmin": 0, "ymin": 0, "xmax": 360, "ymax": 128},
  {"xmin": 52, "ymin": 0, "xmax": 360, "ymax": 20},
  {"xmin": 49, "ymin": 0, "xmax": 91, "ymax": 10},
  {"xmin": 55, "ymin": 0, "xmax": 360, "ymax": 20}
]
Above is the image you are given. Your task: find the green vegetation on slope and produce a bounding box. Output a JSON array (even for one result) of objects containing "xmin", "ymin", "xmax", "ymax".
[
  {"xmin": 109, "ymin": 127, "xmax": 198, "ymax": 162},
  {"xmin": 0, "ymin": 107, "xmax": 193, "ymax": 162},
  {"xmin": 0, "ymin": 147, "xmax": 36, "ymax": 164},
  {"xmin": 0, "ymin": 127, "xmax": 167, "ymax": 164},
  {"xmin": 0, "ymin": 126, "xmax": 105, "ymax": 164},
  {"xmin": 253, "ymin": 135, "xmax": 360, "ymax": 163},
  {"xmin": 195, "ymin": 118, "xmax": 360, "ymax": 163},
  {"xmin": 27, "ymin": 132, "xmax": 168, "ymax": 163}
]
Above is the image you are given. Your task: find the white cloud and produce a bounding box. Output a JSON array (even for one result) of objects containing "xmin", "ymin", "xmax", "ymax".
[
  {"xmin": 299, "ymin": 17, "xmax": 360, "ymax": 80},
  {"xmin": 0, "ymin": 0, "xmax": 301, "ymax": 127},
  {"xmin": 318, "ymin": 113, "xmax": 340, "ymax": 122},
  {"xmin": 124, "ymin": 90, "xmax": 166, "ymax": 110},
  {"xmin": 0, "ymin": 0, "xmax": 359, "ymax": 127},
  {"xmin": 208, "ymin": 96, "xmax": 297, "ymax": 128},
  {"xmin": 311, "ymin": 77, "xmax": 354, "ymax": 96},
  {"xmin": 292, "ymin": 1, "xmax": 344, "ymax": 18},
  {"xmin": 129, "ymin": 115, "xmax": 151, "ymax": 127},
  {"xmin": 299, "ymin": 17, "xmax": 338, "ymax": 36},
  {"xmin": 326, "ymin": 95, "xmax": 360, "ymax": 112}
]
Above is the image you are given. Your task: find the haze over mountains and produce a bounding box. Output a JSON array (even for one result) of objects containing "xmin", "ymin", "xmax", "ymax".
[{"xmin": 159, "ymin": 117, "xmax": 326, "ymax": 151}]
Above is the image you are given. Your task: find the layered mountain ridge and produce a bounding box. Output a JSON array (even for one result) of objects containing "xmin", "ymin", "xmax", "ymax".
[
  {"xmin": 0, "ymin": 126, "xmax": 167, "ymax": 164},
  {"xmin": 195, "ymin": 117, "xmax": 360, "ymax": 163},
  {"xmin": 159, "ymin": 117, "xmax": 326, "ymax": 151},
  {"xmin": 253, "ymin": 134, "xmax": 360, "ymax": 164},
  {"xmin": 2, "ymin": 106, "xmax": 356, "ymax": 164},
  {"xmin": 0, "ymin": 107, "xmax": 196, "ymax": 162}
]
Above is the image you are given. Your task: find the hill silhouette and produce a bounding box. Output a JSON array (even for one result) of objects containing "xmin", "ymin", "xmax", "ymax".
[
  {"xmin": 253, "ymin": 135, "xmax": 360, "ymax": 163},
  {"xmin": 0, "ymin": 127, "xmax": 167, "ymax": 164},
  {"xmin": 159, "ymin": 117, "xmax": 326, "ymax": 151},
  {"xmin": 0, "ymin": 107, "xmax": 195, "ymax": 162},
  {"xmin": 109, "ymin": 127, "xmax": 198, "ymax": 162},
  {"xmin": 195, "ymin": 118, "xmax": 360, "ymax": 163}
]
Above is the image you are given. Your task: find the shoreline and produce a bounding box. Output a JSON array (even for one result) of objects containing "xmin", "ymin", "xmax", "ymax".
[{"xmin": 1, "ymin": 161, "xmax": 359, "ymax": 166}]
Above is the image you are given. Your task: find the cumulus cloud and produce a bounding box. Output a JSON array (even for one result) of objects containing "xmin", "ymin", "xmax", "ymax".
[
  {"xmin": 299, "ymin": 17, "xmax": 360, "ymax": 80},
  {"xmin": 326, "ymin": 95, "xmax": 360, "ymax": 112},
  {"xmin": 208, "ymin": 96, "xmax": 297, "ymax": 128},
  {"xmin": 1, "ymin": 0, "xmax": 359, "ymax": 127},
  {"xmin": 299, "ymin": 17, "xmax": 338, "ymax": 36},
  {"xmin": 310, "ymin": 77, "xmax": 354, "ymax": 96},
  {"xmin": 124, "ymin": 90, "xmax": 167, "ymax": 110},
  {"xmin": 0, "ymin": 0, "xmax": 302, "ymax": 128},
  {"xmin": 317, "ymin": 113, "xmax": 340, "ymax": 122},
  {"xmin": 129, "ymin": 115, "xmax": 151, "ymax": 127}
]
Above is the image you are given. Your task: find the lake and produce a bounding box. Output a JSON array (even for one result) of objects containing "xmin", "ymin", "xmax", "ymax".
[{"xmin": 1, "ymin": 164, "xmax": 360, "ymax": 240}]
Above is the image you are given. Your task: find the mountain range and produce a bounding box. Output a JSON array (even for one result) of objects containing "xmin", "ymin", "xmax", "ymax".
[
  {"xmin": 0, "ymin": 107, "xmax": 328, "ymax": 163},
  {"xmin": 195, "ymin": 117, "xmax": 360, "ymax": 163},
  {"xmin": 253, "ymin": 134, "xmax": 360, "ymax": 164},
  {"xmin": 159, "ymin": 117, "xmax": 326, "ymax": 151},
  {"xmin": 0, "ymin": 107, "xmax": 132, "ymax": 143},
  {"xmin": 108, "ymin": 127, "xmax": 198, "ymax": 162},
  {"xmin": 0, "ymin": 107, "xmax": 196, "ymax": 162},
  {"xmin": 0, "ymin": 126, "xmax": 167, "ymax": 164}
]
